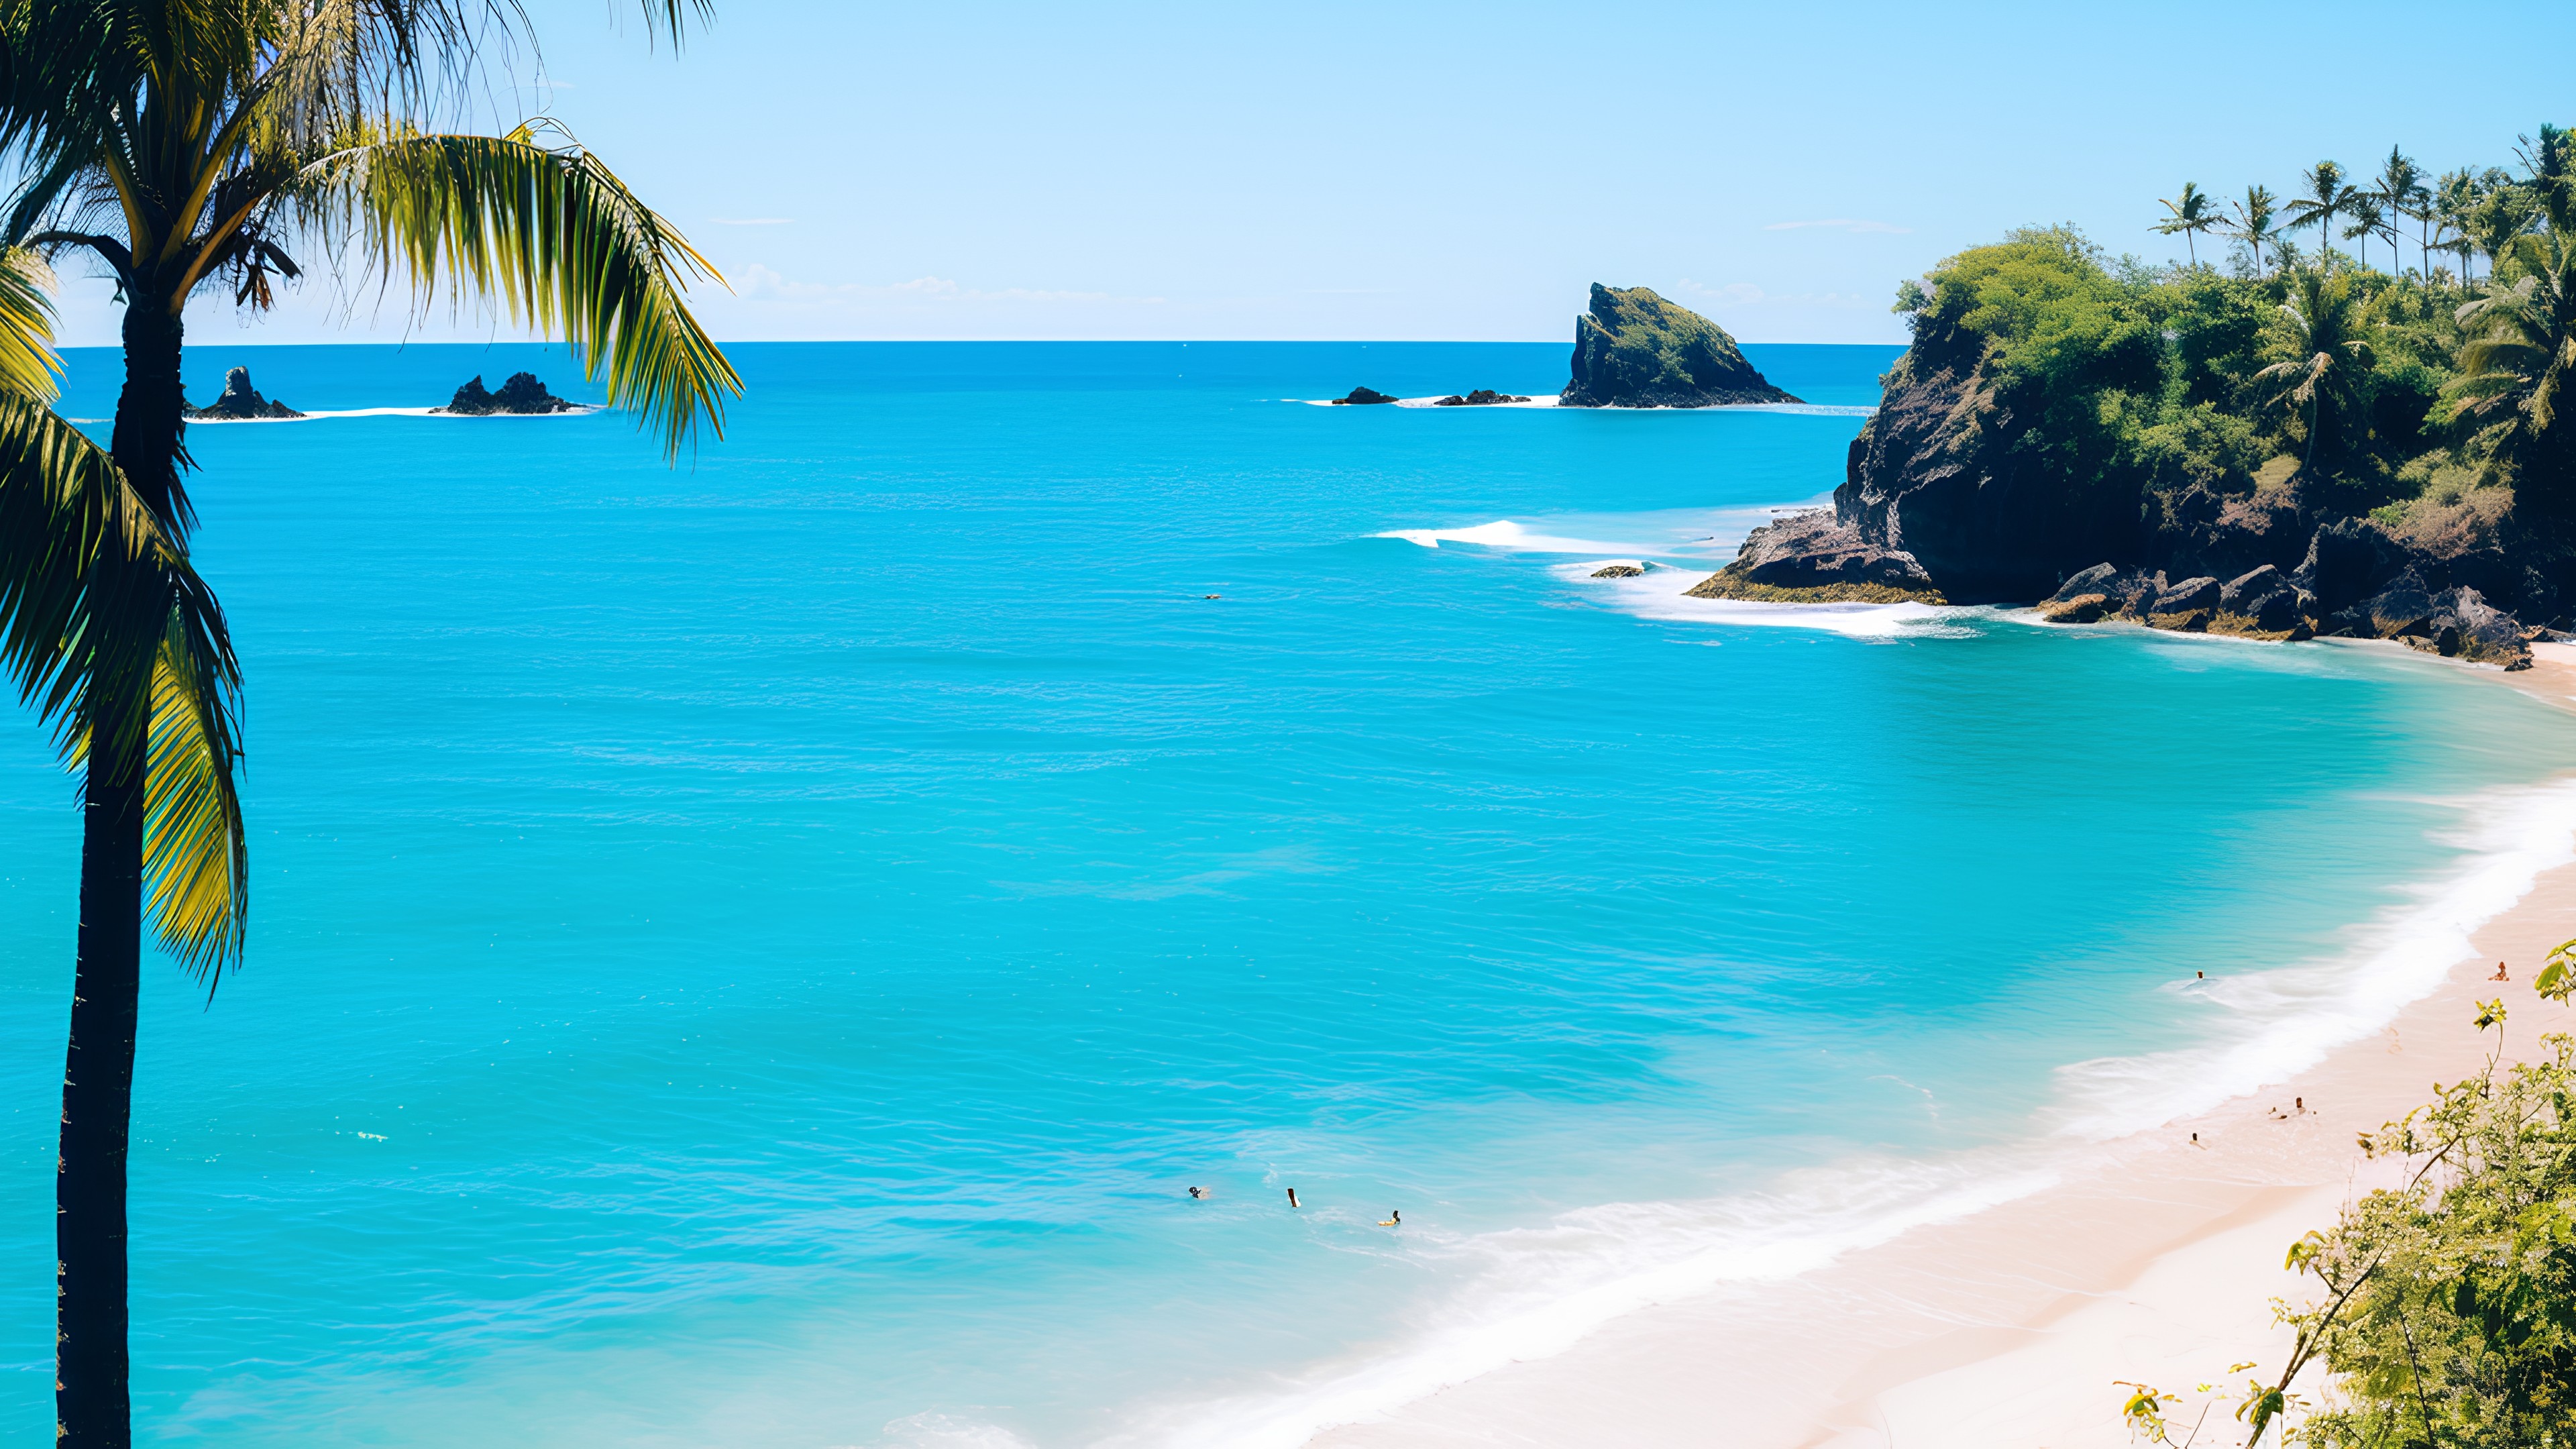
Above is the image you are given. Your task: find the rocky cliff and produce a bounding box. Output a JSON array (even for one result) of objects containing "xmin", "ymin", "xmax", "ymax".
[
  {"xmin": 1559, "ymin": 285, "xmax": 1799, "ymax": 409},
  {"xmin": 1678, "ymin": 308, "xmax": 2567, "ymax": 667}
]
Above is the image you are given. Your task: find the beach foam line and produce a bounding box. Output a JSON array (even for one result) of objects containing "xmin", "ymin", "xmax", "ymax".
[
  {"xmin": 1112, "ymin": 768, "xmax": 2576, "ymax": 1449},
  {"xmin": 185, "ymin": 406, "xmax": 598, "ymax": 423},
  {"xmin": 1568, "ymin": 562, "xmax": 1978, "ymax": 640},
  {"xmin": 2047, "ymin": 772, "xmax": 2576, "ymax": 1140},
  {"xmin": 1375, "ymin": 519, "xmax": 1650, "ymax": 554}
]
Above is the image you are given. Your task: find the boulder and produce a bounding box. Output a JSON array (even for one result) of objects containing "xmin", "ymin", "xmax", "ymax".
[
  {"xmin": 2352, "ymin": 568, "xmax": 2438, "ymax": 639},
  {"xmin": 2050, "ymin": 563, "xmax": 2121, "ymax": 602},
  {"xmin": 2291, "ymin": 519, "xmax": 2414, "ymax": 616},
  {"xmin": 2035, "ymin": 592, "xmax": 2109, "ymax": 623},
  {"xmin": 2401, "ymin": 586, "xmax": 2533, "ymax": 669},
  {"xmin": 2208, "ymin": 564, "xmax": 2314, "ymax": 639},
  {"xmin": 1684, "ymin": 509, "xmax": 1942, "ymax": 602},
  {"xmin": 184, "ymin": 366, "xmax": 301, "ymax": 419},
  {"xmin": 440, "ymin": 372, "xmax": 577, "ymax": 415},
  {"xmin": 1590, "ymin": 564, "xmax": 1647, "ymax": 578},
  {"xmin": 1433, "ymin": 389, "xmax": 1531, "ymax": 407},
  {"xmin": 1559, "ymin": 284, "xmax": 1799, "ymax": 409},
  {"xmin": 2147, "ymin": 576, "xmax": 2220, "ymax": 629}
]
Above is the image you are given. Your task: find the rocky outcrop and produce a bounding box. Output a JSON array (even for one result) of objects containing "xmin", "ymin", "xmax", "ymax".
[
  {"xmin": 1591, "ymin": 564, "xmax": 1647, "ymax": 578},
  {"xmin": 185, "ymin": 366, "xmax": 301, "ymax": 419},
  {"xmin": 1330, "ymin": 386, "xmax": 1399, "ymax": 406},
  {"xmin": 1434, "ymin": 390, "xmax": 1530, "ymax": 407},
  {"xmin": 439, "ymin": 372, "xmax": 577, "ymax": 415},
  {"xmin": 1684, "ymin": 509, "xmax": 1944, "ymax": 603},
  {"xmin": 1559, "ymin": 284, "xmax": 1799, "ymax": 409}
]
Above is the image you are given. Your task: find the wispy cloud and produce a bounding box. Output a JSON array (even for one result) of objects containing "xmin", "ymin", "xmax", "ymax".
[
  {"xmin": 1762, "ymin": 218, "xmax": 1911, "ymax": 234},
  {"xmin": 711, "ymin": 217, "xmax": 794, "ymax": 226}
]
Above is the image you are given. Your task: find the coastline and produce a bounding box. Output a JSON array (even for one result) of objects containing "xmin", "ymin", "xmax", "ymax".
[{"xmin": 1277, "ymin": 647, "xmax": 2576, "ymax": 1449}]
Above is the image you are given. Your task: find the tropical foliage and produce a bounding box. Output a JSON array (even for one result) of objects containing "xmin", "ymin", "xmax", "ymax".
[
  {"xmin": 2123, "ymin": 970, "xmax": 2576, "ymax": 1448},
  {"xmin": 1892, "ymin": 124, "xmax": 2576, "ymax": 573}
]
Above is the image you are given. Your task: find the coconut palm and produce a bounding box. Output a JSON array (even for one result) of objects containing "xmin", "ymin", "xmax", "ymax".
[
  {"xmin": 2434, "ymin": 168, "xmax": 2480, "ymax": 282},
  {"xmin": 0, "ymin": 3, "xmax": 741, "ymax": 1444},
  {"xmin": 2226, "ymin": 184, "xmax": 2279, "ymax": 275},
  {"xmin": 2255, "ymin": 266, "xmax": 2376, "ymax": 473},
  {"xmin": 2451, "ymin": 166, "xmax": 2576, "ymax": 507},
  {"xmin": 2468, "ymin": 176, "xmax": 2540, "ymax": 282},
  {"xmin": 2283, "ymin": 160, "xmax": 2365, "ymax": 266},
  {"xmin": 2155, "ymin": 181, "xmax": 2223, "ymax": 266},
  {"xmin": 2365, "ymin": 146, "xmax": 2425, "ymax": 275}
]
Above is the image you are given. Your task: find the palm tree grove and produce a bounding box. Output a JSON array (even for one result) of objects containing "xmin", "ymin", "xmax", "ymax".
[{"xmin": 0, "ymin": 3, "xmax": 737, "ymax": 1444}]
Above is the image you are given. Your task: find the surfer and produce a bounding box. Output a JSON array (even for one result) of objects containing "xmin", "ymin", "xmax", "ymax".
[
  {"xmin": 1378, "ymin": 1210, "xmax": 1401, "ymax": 1227},
  {"xmin": 1286, "ymin": 1187, "xmax": 1301, "ymax": 1209}
]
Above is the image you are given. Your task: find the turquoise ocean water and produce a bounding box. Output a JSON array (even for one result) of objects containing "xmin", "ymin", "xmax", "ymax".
[{"xmin": 3, "ymin": 341, "xmax": 2575, "ymax": 1446}]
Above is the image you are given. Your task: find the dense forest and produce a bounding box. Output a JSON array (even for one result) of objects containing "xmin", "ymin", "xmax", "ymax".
[{"xmin": 1835, "ymin": 125, "xmax": 2576, "ymax": 639}]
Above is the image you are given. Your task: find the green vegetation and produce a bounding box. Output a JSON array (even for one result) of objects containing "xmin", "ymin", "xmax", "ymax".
[
  {"xmin": 2123, "ymin": 960, "xmax": 2576, "ymax": 1448},
  {"xmin": 0, "ymin": 3, "xmax": 737, "ymax": 1444},
  {"xmin": 1896, "ymin": 127, "xmax": 2576, "ymax": 559}
]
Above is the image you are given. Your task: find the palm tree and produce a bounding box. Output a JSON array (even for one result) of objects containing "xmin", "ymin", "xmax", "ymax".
[
  {"xmin": 2469, "ymin": 176, "xmax": 2540, "ymax": 282},
  {"xmin": 2283, "ymin": 160, "xmax": 2365, "ymax": 266},
  {"xmin": 2155, "ymin": 181, "xmax": 2223, "ymax": 266},
  {"xmin": 2255, "ymin": 266, "xmax": 2377, "ymax": 474},
  {"xmin": 2227, "ymin": 184, "xmax": 2279, "ymax": 275},
  {"xmin": 2450, "ymin": 170, "xmax": 2576, "ymax": 508},
  {"xmin": 0, "ymin": 4, "xmax": 741, "ymax": 1444},
  {"xmin": 2366, "ymin": 146, "xmax": 2424, "ymax": 276},
  {"xmin": 2434, "ymin": 168, "xmax": 2480, "ymax": 282}
]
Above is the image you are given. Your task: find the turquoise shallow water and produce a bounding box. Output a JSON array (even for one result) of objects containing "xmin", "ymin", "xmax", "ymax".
[{"xmin": 3, "ymin": 341, "xmax": 2575, "ymax": 1446}]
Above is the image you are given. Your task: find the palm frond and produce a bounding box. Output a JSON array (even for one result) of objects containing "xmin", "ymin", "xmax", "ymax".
[
  {"xmin": 0, "ymin": 248, "xmax": 62, "ymax": 402},
  {"xmin": 144, "ymin": 572, "xmax": 246, "ymax": 980},
  {"xmin": 294, "ymin": 121, "xmax": 740, "ymax": 458}
]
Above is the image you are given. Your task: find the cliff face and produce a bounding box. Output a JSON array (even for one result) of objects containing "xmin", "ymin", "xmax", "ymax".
[
  {"xmin": 1560, "ymin": 284, "xmax": 1799, "ymax": 408},
  {"xmin": 1831, "ymin": 317, "xmax": 2145, "ymax": 602}
]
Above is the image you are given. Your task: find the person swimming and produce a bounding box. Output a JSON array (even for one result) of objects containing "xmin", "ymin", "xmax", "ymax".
[
  {"xmin": 1378, "ymin": 1210, "xmax": 1401, "ymax": 1227},
  {"xmin": 1286, "ymin": 1187, "xmax": 1301, "ymax": 1209},
  {"xmin": 1187, "ymin": 1186, "xmax": 1207, "ymax": 1199}
]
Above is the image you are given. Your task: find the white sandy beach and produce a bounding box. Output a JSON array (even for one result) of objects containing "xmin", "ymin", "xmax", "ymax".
[{"xmin": 1297, "ymin": 643, "xmax": 2576, "ymax": 1449}]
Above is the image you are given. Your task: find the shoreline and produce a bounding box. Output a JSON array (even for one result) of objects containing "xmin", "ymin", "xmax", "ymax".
[{"xmin": 1276, "ymin": 651, "xmax": 2576, "ymax": 1449}]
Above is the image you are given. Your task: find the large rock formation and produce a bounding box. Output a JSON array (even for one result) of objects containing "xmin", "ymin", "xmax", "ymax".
[
  {"xmin": 1559, "ymin": 284, "xmax": 1799, "ymax": 409},
  {"xmin": 1683, "ymin": 508, "xmax": 1943, "ymax": 603},
  {"xmin": 1330, "ymin": 386, "xmax": 1399, "ymax": 406},
  {"xmin": 185, "ymin": 366, "xmax": 301, "ymax": 419},
  {"xmin": 439, "ymin": 372, "xmax": 577, "ymax": 415}
]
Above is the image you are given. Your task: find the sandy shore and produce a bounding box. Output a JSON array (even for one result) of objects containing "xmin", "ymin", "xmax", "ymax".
[{"xmin": 1303, "ymin": 644, "xmax": 2576, "ymax": 1449}]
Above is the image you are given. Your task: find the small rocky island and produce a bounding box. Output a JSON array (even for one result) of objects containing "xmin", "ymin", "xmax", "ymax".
[
  {"xmin": 1560, "ymin": 284, "xmax": 1800, "ymax": 409},
  {"xmin": 1435, "ymin": 390, "xmax": 1530, "ymax": 407},
  {"xmin": 184, "ymin": 366, "xmax": 301, "ymax": 419},
  {"xmin": 437, "ymin": 372, "xmax": 578, "ymax": 415},
  {"xmin": 1330, "ymin": 386, "xmax": 1399, "ymax": 406}
]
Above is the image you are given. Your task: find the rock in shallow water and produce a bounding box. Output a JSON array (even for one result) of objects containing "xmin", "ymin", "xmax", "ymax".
[
  {"xmin": 185, "ymin": 366, "xmax": 301, "ymax": 419},
  {"xmin": 1558, "ymin": 284, "xmax": 1799, "ymax": 409},
  {"xmin": 1590, "ymin": 564, "xmax": 1647, "ymax": 578},
  {"xmin": 1433, "ymin": 390, "xmax": 1531, "ymax": 407},
  {"xmin": 1329, "ymin": 386, "xmax": 1399, "ymax": 405},
  {"xmin": 439, "ymin": 372, "xmax": 577, "ymax": 415},
  {"xmin": 1683, "ymin": 510, "xmax": 1945, "ymax": 603}
]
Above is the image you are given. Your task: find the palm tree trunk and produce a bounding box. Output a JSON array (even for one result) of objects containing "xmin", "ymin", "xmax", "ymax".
[
  {"xmin": 59, "ymin": 294, "xmax": 186, "ymax": 1449},
  {"xmin": 57, "ymin": 724, "xmax": 144, "ymax": 1449}
]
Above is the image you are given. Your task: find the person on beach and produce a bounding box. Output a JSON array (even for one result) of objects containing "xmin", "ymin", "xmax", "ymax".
[
  {"xmin": 2494, "ymin": 961, "xmax": 2511, "ymax": 981},
  {"xmin": 1286, "ymin": 1188, "xmax": 1301, "ymax": 1209}
]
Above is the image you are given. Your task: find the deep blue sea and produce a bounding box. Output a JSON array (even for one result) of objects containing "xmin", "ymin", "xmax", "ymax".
[{"xmin": 3, "ymin": 341, "xmax": 2574, "ymax": 1447}]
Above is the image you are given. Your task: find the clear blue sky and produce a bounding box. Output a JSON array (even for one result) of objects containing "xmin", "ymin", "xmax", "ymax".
[{"xmin": 52, "ymin": 0, "xmax": 2573, "ymax": 347}]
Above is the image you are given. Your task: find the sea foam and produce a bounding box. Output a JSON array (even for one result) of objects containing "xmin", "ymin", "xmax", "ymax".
[{"xmin": 1108, "ymin": 773, "xmax": 2576, "ymax": 1448}]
